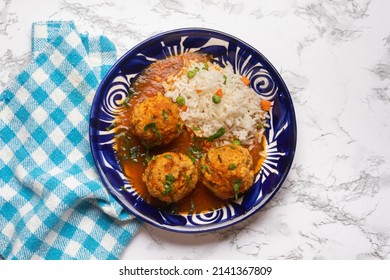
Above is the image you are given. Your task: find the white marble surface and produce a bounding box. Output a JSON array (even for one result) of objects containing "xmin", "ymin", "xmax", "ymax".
[{"xmin": 1, "ymin": 0, "xmax": 390, "ymax": 260}]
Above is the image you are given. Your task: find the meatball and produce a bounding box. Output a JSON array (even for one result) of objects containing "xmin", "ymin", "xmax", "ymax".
[
  {"xmin": 200, "ymin": 145, "xmax": 254, "ymax": 200},
  {"xmin": 142, "ymin": 152, "xmax": 198, "ymax": 203},
  {"xmin": 131, "ymin": 93, "xmax": 184, "ymax": 146}
]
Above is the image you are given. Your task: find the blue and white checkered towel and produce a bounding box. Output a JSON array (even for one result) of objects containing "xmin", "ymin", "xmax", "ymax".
[{"xmin": 0, "ymin": 21, "xmax": 142, "ymax": 260}]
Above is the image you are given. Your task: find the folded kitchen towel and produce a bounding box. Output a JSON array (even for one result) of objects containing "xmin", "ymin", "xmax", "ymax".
[{"xmin": 0, "ymin": 21, "xmax": 142, "ymax": 260}]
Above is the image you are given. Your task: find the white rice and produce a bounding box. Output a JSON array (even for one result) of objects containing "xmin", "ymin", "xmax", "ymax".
[{"xmin": 164, "ymin": 60, "xmax": 269, "ymax": 147}]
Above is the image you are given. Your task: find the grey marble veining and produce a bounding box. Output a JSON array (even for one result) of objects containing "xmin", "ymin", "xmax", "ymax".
[{"xmin": 1, "ymin": 0, "xmax": 389, "ymax": 260}]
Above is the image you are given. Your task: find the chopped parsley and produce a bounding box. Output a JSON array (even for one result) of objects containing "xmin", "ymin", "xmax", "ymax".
[
  {"xmin": 143, "ymin": 122, "xmax": 162, "ymax": 143},
  {"xmin": 184, "ymin": 174, "xmax": 192, "ymax": 188},
  {"xmin": 176, "ymin": 123, "xmax": 184, "ymax": 135},
  {"xmin": 186, "ymin": 150, "xmax": 196, "ymax": 163},
  {"xmin": 105, "ymin": 122, "xmax": 117, "ymax": 131},
  {"xmin": 129, "ymin": 146, "xmax": 141, "ymax": 162},
  {"xmin": 201, "ymin": 164, "xmax": 209, "ymax": 171},
  {"xmin": 233, "ymin": 179, "xmax": 242, "ymax": 200},
  {"xmin": 228, "ymin": 163, "xmax": 236, "ymax": 170},
  {"xmin": 121, "ymin": 95, "xmax": 131, "ymax": 107},
  {"xmin": 206, "ymin": 127, "xmax": 225, "ymax": 142},
  {"xmin": 162, "ymin": 109, "xmax": 168, "ymax": 120},
  {"xmin": 186, "ymin": 144, "xmax": 204, "ymax": 164},
  {"xmin": 189, "ymin": 200, "xmax": 196, "ymax": 214},
  {"xmin": 162, "ymin": 174, "xmax": 175, "ymax": 195},
  {"xmin": 115, "ymin": 131, "xmax": 126, "ymax": 139}
]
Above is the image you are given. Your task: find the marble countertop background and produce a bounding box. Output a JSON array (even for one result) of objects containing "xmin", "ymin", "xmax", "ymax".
[{"xmin": 1, "ymin": 0, "xmax": 389, "ymax": 260}]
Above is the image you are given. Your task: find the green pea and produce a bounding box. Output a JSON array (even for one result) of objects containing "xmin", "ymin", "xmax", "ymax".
[
  {"xmin": 212, "ymin": 95, "xmax": 221, "ymax": 104},
  {"xmin": 176, "ymin": 96, "xmax": 185, "ymax": 106},
  {"xmin": 187, "ymin": 70, "xmax": 196, "ymax": 79}
]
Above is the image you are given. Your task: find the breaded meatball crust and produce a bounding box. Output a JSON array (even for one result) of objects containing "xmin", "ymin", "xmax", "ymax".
[
  {"xmin": 142, "ymin": 152, "xmax": 198, "ymax": 203},
  {"xmin": 200, "ymin": 144, "xmax": 254, "ymax": 200},
  {"xmin": 131, "ymin": 93, "xmax": 184, "ymax": 146}
]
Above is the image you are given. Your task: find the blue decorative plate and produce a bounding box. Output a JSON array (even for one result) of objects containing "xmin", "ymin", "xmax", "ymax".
[{"xmin": 89, "ymin": 28, "xmax": 297, "ymax": 233}]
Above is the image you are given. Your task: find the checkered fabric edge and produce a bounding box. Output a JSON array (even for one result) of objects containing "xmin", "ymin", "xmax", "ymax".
[{"xmin": 0, "ymin": 21, "xmax": 141, "ymax": 260}]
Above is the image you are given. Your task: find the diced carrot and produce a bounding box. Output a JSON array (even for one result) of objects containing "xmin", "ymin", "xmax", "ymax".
[
  {"xmin": 241, "ymin": 75, "xmax": 250, "ymax": 86},
  {"xmin": 215, "ymin": 88, "xmax": 224, "ymax": 97},
  {"xmin": 181, "ymin": 105, "xmax": 188, "ymax": 111},
  {"xmin": 260, "ymin": 100, "xmax": 272, "ymax": 111},
  {"xmin": 196, "ymin": 89, "xmax": 203, "ymax": 94}
]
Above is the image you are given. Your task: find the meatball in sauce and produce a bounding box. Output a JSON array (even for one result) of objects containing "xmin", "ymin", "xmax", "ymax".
[
  {"xmin": 200, "ymin": 145, "xmax": 254, "ymax": 200},
  {"xmin": 131, "ymin": 93, "xmax": 184, "ymax": 147},
  {"xmin": 142, "ymin": 152, "xmax": 198, "ymax": 203}
]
